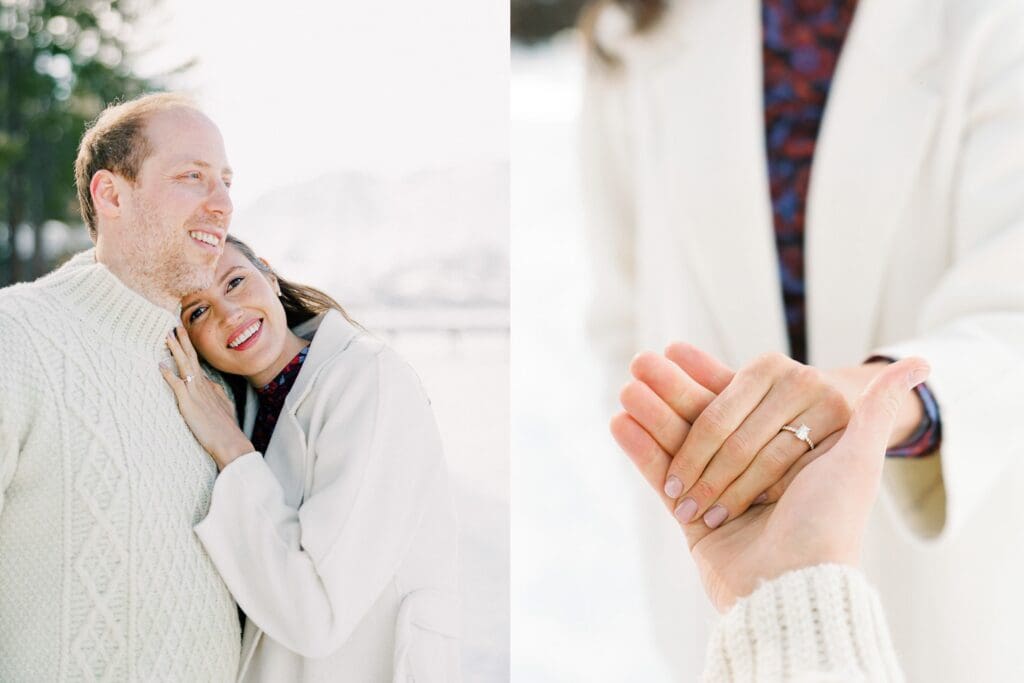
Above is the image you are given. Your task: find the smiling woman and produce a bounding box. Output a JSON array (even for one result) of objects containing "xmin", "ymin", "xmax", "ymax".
[
  {"xmin": 180, "ymin": 241, "xmax": 310, "ymax": 388},
  {"xmin": 161, "ymin": 234, "xmax": 460, "ymax": 681}
]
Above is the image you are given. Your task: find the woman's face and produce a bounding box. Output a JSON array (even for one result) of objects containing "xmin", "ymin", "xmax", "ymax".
[{"xmin": 180, "ymin": 244, "xmax": 292, "ymax": 385}]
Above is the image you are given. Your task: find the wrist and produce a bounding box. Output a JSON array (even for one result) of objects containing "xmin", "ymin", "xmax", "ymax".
[
  {"xmin": 825, "ymin": 362, "xmax": 924, "ymax": 446},
  {"xmin": 212, "ymin": 438, "xmax": 255, "ymax": 471}
]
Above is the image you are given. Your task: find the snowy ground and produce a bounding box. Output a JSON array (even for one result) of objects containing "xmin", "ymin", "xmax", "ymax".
[{"xmin": 511, "ymin": 35, "xmax": 688, "ymax": 682}]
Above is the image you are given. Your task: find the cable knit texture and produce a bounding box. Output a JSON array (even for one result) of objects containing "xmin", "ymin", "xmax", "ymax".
[
  {"xmin": 0, "ymin": 250, "xmax": 239, "ymax": 681},
  {"xmin": 704, "ymin": 565, "xmax": 903, "ymax": 682}
]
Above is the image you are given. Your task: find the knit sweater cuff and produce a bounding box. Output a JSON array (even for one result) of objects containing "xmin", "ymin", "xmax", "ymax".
[{"xmin": 704, "ymin": 565, "xmax": 904, "ymax": 683}]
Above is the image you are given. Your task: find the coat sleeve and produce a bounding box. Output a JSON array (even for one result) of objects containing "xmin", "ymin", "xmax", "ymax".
[
  {"xmin": 580, "ymin": 40, "xmax": 641, "ymax": 400},
  {"xmin": 194, "ymin": 347, "xmax": 449, "ymax": 658},
  {"xmin": 873, "ymin": 2, "xmax": 1024, "ymax": 540}
]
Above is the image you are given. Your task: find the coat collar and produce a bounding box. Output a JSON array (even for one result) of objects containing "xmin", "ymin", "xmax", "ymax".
[
  {"xmin": 804, "ymin": 0, "xmax": 941, "ymax": 365},
  {"xmin": 638, "ymin": 0, "xmax": 940, "ymax": 366},
  {"xmin": 242, "ymin": 309, "xmax": 362, "ymax": 434}
]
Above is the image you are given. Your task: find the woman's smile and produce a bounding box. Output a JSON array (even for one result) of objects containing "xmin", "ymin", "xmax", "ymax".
[{"xmin": 227, "ymin": 318, "xmax": 264, "ymax": 350}]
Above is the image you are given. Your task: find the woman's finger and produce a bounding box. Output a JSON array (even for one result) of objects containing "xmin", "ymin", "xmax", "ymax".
[
  {"xmin": 619, "ymin": 380, "xmax": 691, "ymax": 455},
  {"xmin": 629, "ymin": 351, "xmax": 716, "ymax": 424},
  {"xmin": 701, "ymin": 387, "xmax": 850, "ymax": 527},
  {"xmin": 665, "ymin": 354, "xmax": 786, "ymax": 521},
  {"xmin": 166, "ymin": 328, "xmax": 196, "ymax": 383},
  {"xmin": 159, "ymin": 363, "xmax": 186, "ymax": 403},
  {"xmin": 664, "ymin": 342, "xmax": 735, "ymax": 395},
  {"xmin": 675, "ymin": 373, "xmax": 818, "ymax": 525},
  {"xmin": 609, "ymin": 412, "xmax": 675, "ymax": 513},
  {"xmin": 174, "ymin": 325, "xmax": 201, "ymax": 367}
]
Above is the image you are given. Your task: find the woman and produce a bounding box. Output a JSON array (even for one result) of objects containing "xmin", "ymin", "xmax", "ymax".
[
  {"xmin": 581, "ymin": 0, "xmax": 1024, "ymax": 680},
  {"xmin": 159, "ymin": 235, "xmax": 460, "ymax": 682}
]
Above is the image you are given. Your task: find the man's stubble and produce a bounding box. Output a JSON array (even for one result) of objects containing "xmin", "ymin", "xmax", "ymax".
[{"xmin": 124, "ymin": 194, "xmax": 221, "ymax": 308}]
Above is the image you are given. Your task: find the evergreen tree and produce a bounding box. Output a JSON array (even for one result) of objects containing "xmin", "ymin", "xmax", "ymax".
[{"xmin": 0, "ymin": 0, "xmax": 174, "ymax": 283}]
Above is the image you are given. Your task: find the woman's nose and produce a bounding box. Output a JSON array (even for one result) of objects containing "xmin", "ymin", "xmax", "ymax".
[{"xmin": 222, "ymin": 304, "xmax": 244, "ymax": 328}]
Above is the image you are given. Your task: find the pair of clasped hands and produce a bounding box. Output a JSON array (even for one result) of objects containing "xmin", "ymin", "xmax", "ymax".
[{"xmin": 610, "ymin": 343, "xmax": 930, "ymax": 612}]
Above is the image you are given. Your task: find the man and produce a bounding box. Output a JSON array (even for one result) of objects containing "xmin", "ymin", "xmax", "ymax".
[{"xmin": 0, "ymin": 93, "xmax": 240, "ymax": 680}]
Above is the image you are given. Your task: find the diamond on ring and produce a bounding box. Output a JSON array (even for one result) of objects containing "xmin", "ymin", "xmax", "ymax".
[
  {"xmin": 184, "ymin": 374, "xmax": 194, "ymax": 384},
  {"xmin": 781, "ymin": 423, "xmax": 815, "ymax": 450}
]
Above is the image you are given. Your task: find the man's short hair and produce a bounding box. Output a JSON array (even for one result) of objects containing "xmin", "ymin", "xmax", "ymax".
[{"xmin": 74, "ymin": 92, "xmax": 200, "ymax": 239}]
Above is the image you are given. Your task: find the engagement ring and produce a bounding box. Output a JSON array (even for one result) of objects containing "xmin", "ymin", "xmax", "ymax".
[{"xmin": 781, "ymin": 423, "xmax": 814, "ymax": 450}]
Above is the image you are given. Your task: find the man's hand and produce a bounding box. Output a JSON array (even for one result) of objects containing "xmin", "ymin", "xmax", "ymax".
[{"xmin": 612, "ymin": 356, "xmax": 929, "ymax": 611}]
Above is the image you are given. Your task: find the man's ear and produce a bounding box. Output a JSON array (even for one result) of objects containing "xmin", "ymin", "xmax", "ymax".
[{"xmin": 90, "ymin": 170, "xmax": 123, "ymax": 222}]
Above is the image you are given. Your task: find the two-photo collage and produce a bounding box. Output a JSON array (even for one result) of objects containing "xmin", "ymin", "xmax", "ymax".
[{"xmin": 1, "ymin": 0, "xmax": 1021, "ymax": 681}]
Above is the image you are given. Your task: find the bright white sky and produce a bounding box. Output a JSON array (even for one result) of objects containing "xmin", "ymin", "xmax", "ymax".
[{"xmin": 133, "ymin": 1, "xmax": 509, "ymax": 209}]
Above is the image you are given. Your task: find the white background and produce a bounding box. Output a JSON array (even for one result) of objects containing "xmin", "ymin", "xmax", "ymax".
[{"xmin": 511, "ymin": 35, "xmax": 686, "ymax": 681}]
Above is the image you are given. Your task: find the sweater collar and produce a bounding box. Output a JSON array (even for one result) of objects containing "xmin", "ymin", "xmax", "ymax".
[{"xmin": 42, "ymin": 249, "xmax": 180, "ymax": 358}]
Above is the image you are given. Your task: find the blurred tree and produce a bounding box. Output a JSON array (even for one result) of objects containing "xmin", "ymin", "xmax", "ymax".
[
  {"xmin": 0, "ymin": 0, "xmax": 183, "ymax": 285},
  {"xmin": 511, "ymin": 0, "xmax": 589, "ymax": 44}
]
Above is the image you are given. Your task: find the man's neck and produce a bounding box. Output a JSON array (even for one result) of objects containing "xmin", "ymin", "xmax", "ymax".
[{"xmin": 95, "ymin": 242, "xmax": 179, "ymax": 313}]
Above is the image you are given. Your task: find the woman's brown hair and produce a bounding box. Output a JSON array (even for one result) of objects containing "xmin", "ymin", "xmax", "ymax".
[
  {"xmin": 225, "ymin": 234, "xmax": 357, "ymax": 329},
  {"xmin": 580, "ymin": 0, "xmax": 667, "ymax": 64}
]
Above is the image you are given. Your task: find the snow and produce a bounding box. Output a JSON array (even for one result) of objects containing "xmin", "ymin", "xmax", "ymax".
[{"xmin": 511, "ymin": 35, "xmax": 682, "ymax": 682}]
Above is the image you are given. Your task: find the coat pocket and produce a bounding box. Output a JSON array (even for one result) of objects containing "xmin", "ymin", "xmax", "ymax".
[{"xmin": 392, "ymin": 588, "xmax": 462, "ymax": 683}]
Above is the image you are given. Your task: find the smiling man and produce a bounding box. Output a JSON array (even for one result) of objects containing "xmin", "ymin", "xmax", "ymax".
[{"xmin": 0, "ymin": 93, "xmax": 240, "ymax": 680}]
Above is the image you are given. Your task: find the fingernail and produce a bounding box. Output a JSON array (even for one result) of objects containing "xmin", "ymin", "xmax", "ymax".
[
  {"xmin": 754, "ymin": 492, "xmax": 768, "ymax": 504},
  {"xmin": 664, "ymin": 475, "xmax": 683, "ymax": 498},
  {"xmin": 703, "ymin": 505, "xmax": 728, "ymax": 529},
  {"xmin": 908, "ymin": 366, "xmax": 929, "ymax": 387},
  {"xmin": 674, "ymin": 497, "xmax": 698, "ymax": 523}
]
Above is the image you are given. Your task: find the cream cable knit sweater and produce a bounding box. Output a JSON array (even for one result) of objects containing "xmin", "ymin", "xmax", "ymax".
[
  {"xmin": 704, "ymin": 565, "xmax": 903, "ymax": 682},
  {"xmin": 0, "ymin": 251, "xmax": 239, "ymax": 681}
]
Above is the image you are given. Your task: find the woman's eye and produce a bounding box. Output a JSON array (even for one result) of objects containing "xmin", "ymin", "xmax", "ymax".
[
  {"xmin": 227, "ymin": 276, "xmax": 244, "ymax": 291},
  {"xmin": 188, "ymin": 306, "xmax": 207, "ymax": 323}
]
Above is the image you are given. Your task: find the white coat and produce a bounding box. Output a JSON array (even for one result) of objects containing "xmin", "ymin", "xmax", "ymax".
[
  {"xmin": 194, "ymin": 310, "xmax": 461, "ymax": 682},
  {"xmin": 582, "ymin": 0, "xmax": 1024, "ymax": 680}
]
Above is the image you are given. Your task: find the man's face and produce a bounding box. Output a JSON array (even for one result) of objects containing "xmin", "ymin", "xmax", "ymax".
[{"xmin": 119, "ymin": 108, "xmax": 233, "ymax": 300}]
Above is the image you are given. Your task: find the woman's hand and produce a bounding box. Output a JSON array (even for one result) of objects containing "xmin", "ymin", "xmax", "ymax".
[
  {"xmin": 612, "ymin": 356, "xmax": 929, "ymax": 611},
  {"xmin": 160, "ymin": 326, "xmax": 254, "ymax": 471},
  {"xmin": 622, "ymin": 345, "xmax": 852, "ymax": 529}
]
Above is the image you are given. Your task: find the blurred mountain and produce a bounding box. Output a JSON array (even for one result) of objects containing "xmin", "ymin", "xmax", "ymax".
[{"xmin": 232, "ymin": 163, "xmax": 509, "ymax": 324}]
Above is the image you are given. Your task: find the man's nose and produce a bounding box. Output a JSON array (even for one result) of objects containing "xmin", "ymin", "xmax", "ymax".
[{"xmin": 207, "ymin": 179, "xmax": 233, "ymax": 221}]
